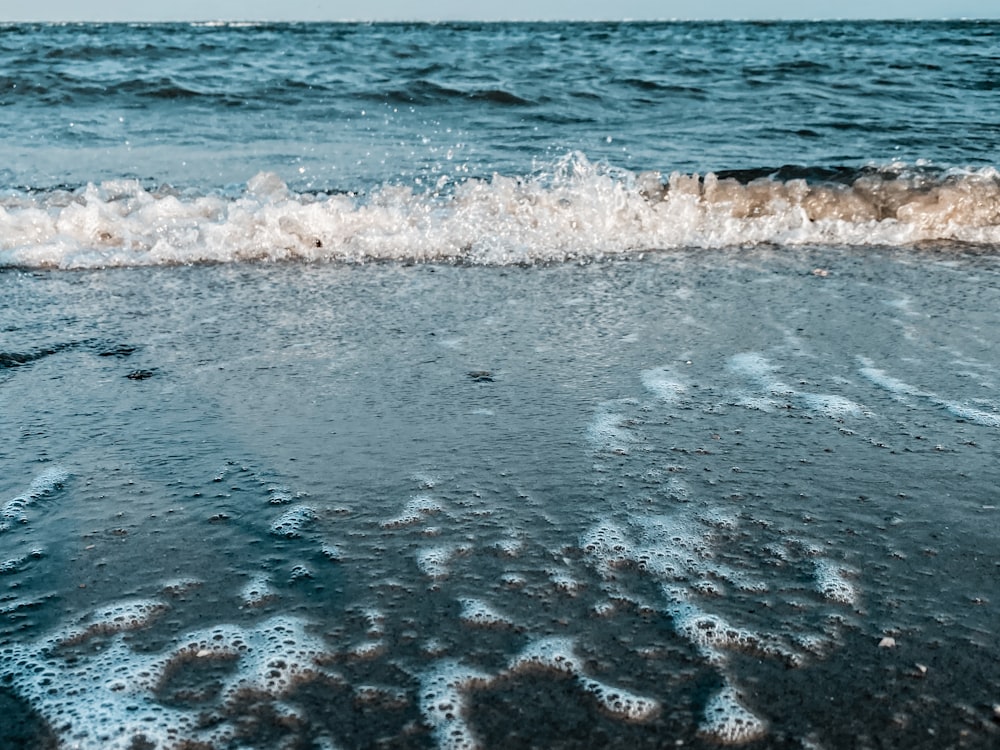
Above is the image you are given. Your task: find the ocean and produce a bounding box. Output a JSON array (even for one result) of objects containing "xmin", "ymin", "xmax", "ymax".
[{"xmin": 1, "ymin": 20, "xmax": 999, "ymax": 749}]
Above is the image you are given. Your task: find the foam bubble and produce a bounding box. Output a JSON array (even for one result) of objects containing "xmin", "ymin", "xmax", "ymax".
[
  {"xmin": 270, "ymin": 505, "xmax": 317, "ymax": 538},
  {"xmin": 241, "ymin": 573, "xmax": 277, "ymax": 606},
  {"xmin": 347, "ymin": 640, "xmax": 387, "ymax": 660},
  {"xmin": 1, "ymin": 466, "xmax": 68, "ymax": 528},
  {"xmin": 492, "ymin": 537, "xmax": 523, "ymax": 557},
  {"xmin": 0, "ymin": 552, "xmax": 32, "ymax": 574},
  {"xmin": 728, "ymin": 353, "xmax": 784, "ymax": 390},
  {"xmin": 321, "ymin": 542, "xmax": 344, "ymax": 561},
  {"xmin": 499, "ymin": 572, "xmax": 526, "ymax": 588},
  {"xmin": 267, "ymin": 485, "xmax": 294, "ymax": 504},
  {"xmin": 813, "ymin": 560, "xmax": 859, "ymax": 606},
  {"xmin": 698, "ymin": 686, "xmax": 767, "ymax": 745},
  {"xmin": 381, "ymin": 495, "xmax": 444, "ymax": 528},
  {"xmin": 364, "ymin": 608, "xmax": 386, "ymax": 636},
  {"xmin": 509, "ymin": 637, "xmax": 659, "ymax": 722},
  {"xmin": 858, "ymin": 359, "xmax": 925, "ymax": 399},
  {"xmin": 418, "ymin": 660, "xmax": 492, "ymax": 750},
  {"xmin": 665, "ymin": 599, "xmax": 784, "ymax": 662},
  {"xmin": 798, "ymin": 393, "xmax": 864, "ymax": 418},
  {"xmin": 641, "ymin": 366, "xmax": 687, "ymax": 403},
  {"xmin": 416, "ymin": 543, "xmax": 471, "ymax": 579},
  {"xmin": 6, "ymin": 607, "xmax": 335, "ymax": 749},
  {"xmin": 941, "ymin": 400, "xmax": 1000, "ymax": 427},
  {"xmin": 548, "ymin": 570, "xmax": 583, "ymax": 595},
  {"xmin": 580, "ymin": 520, "xmax": 632, "ymax": 579},
  {"xmin": 55, "ymin": 598, "xmax": 167, "ymax": 646},
  {"xmin": 458, "ymin": 598, "xmax": 516, "ymax": 628},
  {"xmin": 159, "ymin": 577, "xmax": 203, "ymax": 596}
]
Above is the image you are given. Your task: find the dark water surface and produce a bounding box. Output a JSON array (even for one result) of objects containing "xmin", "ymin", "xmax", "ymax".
[{"xmin": 2, "ymin": 21, "xmax": 1000, "ymax": 191}]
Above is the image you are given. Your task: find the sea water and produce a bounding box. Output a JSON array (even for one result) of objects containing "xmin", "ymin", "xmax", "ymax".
[{"xmin": 1, "ymin": 21, "xmax": 999, "ymax": 749}]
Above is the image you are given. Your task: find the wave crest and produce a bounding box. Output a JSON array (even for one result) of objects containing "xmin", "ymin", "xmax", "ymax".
[{"xmin": 3, "ymin": 156, "xmax": 1000, "ymax": 269}]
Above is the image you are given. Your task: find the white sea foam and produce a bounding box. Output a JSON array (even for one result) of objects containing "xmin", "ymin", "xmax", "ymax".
[
  {"xmin": 665, "ymin": 597, "xmax": 791, "ymax": 664},
  {"xmin": 510, "ymin": 637, "xmax": 660, "ymax": 721},
  {"xmin": 641, "ymin": 365, "xmax": 688, "ymax": 403},
  {"xmin": 940, "ymin": 400, "xmax": 1000, "ymax": 427},
  {"xmin": 418, "ymin": 660, "xmax": 492, "ymax": 750},
  {"xmin": 6, "ymin": 160, "xmax": 1000, "ymax": 269},
  {"xmin": 730, "ymin": 353, "xmax": 864, "ymax": 418},
  {"xmin": 416, "ymin": 543, "xmax": 471, "ymax": 579},
  {"xmin": 813, "ymin": 561, "xmax": 859, "ymax": 606},
  {"xmin": 698, "ymin": 686, "xmax": 768, "ymax": 745},
  {"xmin": 3, "ymin": 601, "xmax": 332, "ymax": 750},
  {"xmin": 381, "ymin": 494, "xmax": 444, "ymax": 528},
  {"xmin": 54, "ymin": 598, "xmax": 167, "ymax": 646},
  {"xmin": 416, "ymin": 637, "xmax": 659, "ymax": 749},
  {"xmin": 859, "ymin": 357, "xmax": 1000, "ymax": 426},
  {"xmin": 458, "ymin": 598, "xmax": 516, "ymax": 628},
  {"xmin": 588, "ymin": 404, "xmax": 637, "ymax": 453},
  {"xmin": 1, "ymin": 466, "xmax": 69, "ymax": 529},
  {"xmin": 270, "ymin": 505, "xmax": 317, "ymax": 537},
  {"xmin": 241, "ymin": 573, "xmax": 277, "ymax": 606}
]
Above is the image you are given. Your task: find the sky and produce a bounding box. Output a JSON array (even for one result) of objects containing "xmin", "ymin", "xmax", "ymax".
[{"xmin": 2, "ymin": 0, "xmax": 998, "ymax": 22}]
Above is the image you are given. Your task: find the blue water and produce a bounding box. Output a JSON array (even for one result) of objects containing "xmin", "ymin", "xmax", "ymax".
[
  {"xmin": 2, "ymin": 22, "xmax": 1000, "ymax": 750},
  {"xmin": 3, "ymin": 21, "xmax": 999, "ymax": 192},
  {"xmin": 1, "ymin": 22, "xmax": 1000, "ymax": 268}
]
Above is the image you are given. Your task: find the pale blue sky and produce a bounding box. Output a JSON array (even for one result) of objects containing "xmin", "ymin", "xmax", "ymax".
[{"xmin": 2, "ymin": 0, "xmax": 997, "ymax": 22}]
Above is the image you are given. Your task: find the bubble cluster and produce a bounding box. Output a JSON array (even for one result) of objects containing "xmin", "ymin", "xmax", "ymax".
[
  {"xmin": 418, "ymin": 639, "xmax": 660, "ymax": 750},
  {"xmin": 458, "ymin": 598, "xmax": 516, "ymax": 629},
  {"xmin": 3, "ymin": 603, "xmax": 335, "ymax": 750},
  {"xmin": 416, "ymin": 543, "xmax": 472, "ymax": 579},
  {"xmin": 698, "ymin": 686, "xmax": 768, "ymax": 745},
  {"xmin": 1, "ymin": 466, "xmax": 68, "ymax": 530},
  {"xmin": 419, "ymin": 661, "xmax": 493, "ymax": 750},
  {"xmin": 270, "ymin": 505, "xmax": 318, "ymax": 538},
  {"xmin": 381, "ymin": 494, "xmax": 444, "ymax": 529},
  {"xmin": 508, "ymin": 637, "xmax": 660, "ymax": 722},
  {"xmin": 241, "ymin": 573, "xmax": 277, "ymax": 607}
]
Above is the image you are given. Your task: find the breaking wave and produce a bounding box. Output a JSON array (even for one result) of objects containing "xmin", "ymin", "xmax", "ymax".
[{"xmin": 3, "ymin": 156, "xmax": 1000, "ymax": 269}]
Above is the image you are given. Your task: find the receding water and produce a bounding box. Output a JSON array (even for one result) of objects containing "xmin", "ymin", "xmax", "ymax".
[{"xmin": 2, "ymin": 248, "xmax": 999, "ymax": 748}]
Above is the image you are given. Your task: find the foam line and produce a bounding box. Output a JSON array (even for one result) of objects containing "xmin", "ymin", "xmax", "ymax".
[
  {"xmin": 7, "ymin": 159, "xmax": 1000, "ymax": 268},
  {"xmin": 859, "ymin": 357, "xmax": 1000, "ymax": 426},
  {"xmin": 1, "ymin": 466, "xmax": 69, "ymax": 529}
]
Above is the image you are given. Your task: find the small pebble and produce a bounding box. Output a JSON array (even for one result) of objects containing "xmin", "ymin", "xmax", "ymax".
[
  {"xmin": 878, "ymin": 636, "xmax": 896, "ymax": 649},
  {"xmin": 196, "ymin": 649, "xmax": 211, "ymax": 658}
]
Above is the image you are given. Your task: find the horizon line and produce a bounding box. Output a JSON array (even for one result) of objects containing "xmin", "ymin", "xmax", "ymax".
[{"xmin": 4, "ymin": 16, "xmax": 998, "ymax": 23}]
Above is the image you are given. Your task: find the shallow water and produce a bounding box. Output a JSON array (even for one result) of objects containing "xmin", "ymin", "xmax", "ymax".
[{"xmin": 2, "ymin": 247, "xmax": 999, "ymax": 748}]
